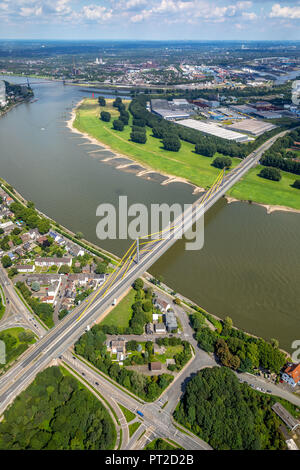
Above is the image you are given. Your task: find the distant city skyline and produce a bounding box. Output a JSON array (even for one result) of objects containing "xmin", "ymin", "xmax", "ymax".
[{"xmin": 0, "ymin": 0, "xmax": 300, "ymax": 41}]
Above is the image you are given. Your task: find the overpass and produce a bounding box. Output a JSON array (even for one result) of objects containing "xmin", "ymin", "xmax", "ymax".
[{"xmin": 0, "ymin": 129, "xmax": 290, "ymax": 418}]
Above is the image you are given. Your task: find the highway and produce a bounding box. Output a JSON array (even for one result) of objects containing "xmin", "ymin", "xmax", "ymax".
[
  {"xmin": 0, "ymin": 128, "xmax": 295, "ymax": 436},
  {"xmin": 62, "ymin": 352, "xmax": 212, "ymax": 450}
]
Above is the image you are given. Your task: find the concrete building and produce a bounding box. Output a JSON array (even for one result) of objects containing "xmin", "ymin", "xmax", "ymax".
[
  {"xmin": 226, "ymin": 119, "xmax": 276, "ymax": 136},
  {"xmin": 165, "ymin": 312, "xmax": 178, "ymax": 332},
  {"xmin": 150, "ymin": 99, "xmax": 192, "ymax": 121}
]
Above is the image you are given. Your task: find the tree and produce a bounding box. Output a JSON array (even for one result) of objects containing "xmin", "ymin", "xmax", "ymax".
[
  {"xmin": 75, "ymin": 232, "xmax": 84, "ymax": 239},
  {"xmin": 212, "ymin": 156, "xmax": 232, "ymax": 169},
  {"xmin": 133, "ymin": 278, "xmax": 144, "ymax": 290},
  {"xmin": 95, "ymin": 262, "xmax": 107, "ymax": 274},
  {"xmin": 1, "ymin": 255, "xmax": 12, "ymax": 268},
  {"xmin": 130, "ymin": 131, "xmax": 147, "ymax": 144},
  {"xmin": 162, "ymin": 135, "xmax": 181, "ymax": 152},
  {"xmin": 113, "ymin": 119, "xmax": 124, "ymax": 131},
  {"xmin": 195, "ymin": 142, "xmax": 216, "ymax": 157},
  {"xmin": 259, "ymin": 167, "xmax": 281, "ymax": 181},
  {"xmin": 292, "ymin": 179, "xmax": 300, "ymax": 189},
  {"xmin": 143, "ymin": 300, "xmax": 152, "ymax": 312},
  {"xmin": 100, "ymin": 111, "xmax": 111, "ymax": 122},
  {"xmin": 98, "ymin": 96, "xmax": 106, "ymax": 106},
  {"xmin": 173, "ymin": 298, "xmax": 181, "ymax": 305},
  {"xmin": 58, "ymin": 265, "xmax": 70, "ymax": 274}
]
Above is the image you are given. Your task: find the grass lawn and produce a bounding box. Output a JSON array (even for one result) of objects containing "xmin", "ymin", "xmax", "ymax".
[
  {"xmin": 228, "ymin": 165, "xmax": 300, "ymax": 210},
  {"xmin": 118, "ymin": 404, "xmax": 136, "ymax": 423},
  {"xmin": 155, "ymin": 345, "xmax": 183, "ymax": 363},
  {"xmin": 0, "ymin": 327, "xmax": 36, "ymax": 370},
  {"xmin": 144, "ymin": 438, "xmax": 179, "ymax": 450},
  {"xmin": 100, "ymin": 288, "xmax": 136, "ymax": 328},
  {"xmin": 74, "ymin": 98, "xmax": 300, "ymax": 210},
  {"xmin": 74, "ymin": 98, "xmax": 240, "ymax": 190},
  {"xmin": 129, "ymin": 421, "xmax": 141, "ymax": 437}
]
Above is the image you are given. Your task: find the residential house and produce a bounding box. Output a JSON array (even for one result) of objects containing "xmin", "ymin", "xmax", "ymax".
[
  {"xmin": 110, "ymin": 339, "xmax": 126, "ymax": 356},
  {"xmin": 65, "ymin": 242, "xmax": 85, "ymax": 257},
  {"xmin": 29, "ymin": 228, "xmax": 40, "ymax": 240},
  {"xmin": 15, "ymin": 264, "xmax": 35, "ymax": 273},
  {"xmin": 155, "ymin": 298, "xmax": 170, "ymax": 313},
  {"xmin": 281, "ymin": 363, "xmax": 300, "ymax": 387},
  {"xmin": 149, "ymin": 362, "xmax": 162, "ymax": 371},
  {"xmin": 35, "ymin": 257, "xmax": 72, "ymax": 267},
  {"xmin": 154, "ymin": 323, "xmax": 166, "ymax": 334}
]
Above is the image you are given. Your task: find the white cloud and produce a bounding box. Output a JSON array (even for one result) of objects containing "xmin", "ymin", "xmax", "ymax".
[
  {"xmin": 242, "ymin": 11, "xmax": 257, "ymax": 20},
  {"xmin": 270, "ymin": 3, "xmax": 300, "ymax": 19},
  {"xmin": 82, "ymin": 5, "xmax": 112, "ymax": 21},
  {"xmin": 20, "ymin": 6, "xmax": 42, "ymax": 16}
]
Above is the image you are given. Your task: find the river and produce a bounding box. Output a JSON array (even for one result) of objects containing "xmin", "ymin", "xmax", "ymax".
[{"xmin": 0, "ymin": 76, "xmax": 299, "ymax": 351}]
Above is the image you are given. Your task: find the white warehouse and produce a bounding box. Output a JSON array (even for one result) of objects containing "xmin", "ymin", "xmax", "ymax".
[{"xmin": 177, "ymin": 119, "xmax": 253, "ymax": 142}]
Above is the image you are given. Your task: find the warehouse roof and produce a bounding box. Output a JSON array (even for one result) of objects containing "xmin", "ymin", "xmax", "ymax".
[{"xmin": 176, "ymin": 119, "xmax": 252, "ymax": 142}]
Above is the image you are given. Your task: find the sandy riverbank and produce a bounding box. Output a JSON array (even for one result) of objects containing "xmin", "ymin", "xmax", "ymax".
[
  {"xmin": 225, "ymin": 196, "xmax": 300, "ymax": 215},
  {"xmin": 67, "ymin": 100, "xmax": 300, "ymax": 213},
  {"xmin": 66, "ymin": 100, "xmax": 205, "ymax": 195}
]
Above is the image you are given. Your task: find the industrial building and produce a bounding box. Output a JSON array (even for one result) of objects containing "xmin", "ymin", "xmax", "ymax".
[
  {"xmin": 192, "ymin": 98, "xmax": 220, "ymax": 109},
  {"xmin": 272, "ymin": 402, "xmax": 300, "ymax": 431},
  {"xmin": 150, "ymin": 98, "xmax": 193, "ymax": 121},
  {"xmin": 177, "ymin": 119, "xmax": 252, "ymax": 142},
  {"xmin": 0, "ymin": 80, "xmax": 7, "ymax": 107},
  {"xmin": 226, "ymin": 118, "xmax": 276, "ymax": 136},
  {"xmin": 165, "ymin": 312, "xmax": 178, "ymax": 332}
]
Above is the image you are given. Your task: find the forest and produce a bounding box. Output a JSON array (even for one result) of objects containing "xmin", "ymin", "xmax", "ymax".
[
  {"xmin": 174, "ymin": 367, "xmax": 286, "ymax": 450},
  {"xmin": 0, "ymin": 366, "xmax": 116, "ymax": 450},
  {"xmin": 190, "ymin": 310, "xmax": 286, "ymax": 374}
]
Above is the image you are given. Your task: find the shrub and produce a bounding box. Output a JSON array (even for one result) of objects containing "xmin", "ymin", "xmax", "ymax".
[
  {"xmin": 100, "ymin": 111, "xmax": 111, "ymax": 122},
  {"xmin": 259, "ymin": 167, "xmax": 281, "ymax": 181},
  {"xmin": 162, "ymin": 135, "xmax": 181, "ymax": 152},
  {"xmin": 113, "ymin": 119, "xmax": 124, "ymax": 131},
  {"xmin": 212, "ymin": 156, "xmax": 232, "ymax": 169}
]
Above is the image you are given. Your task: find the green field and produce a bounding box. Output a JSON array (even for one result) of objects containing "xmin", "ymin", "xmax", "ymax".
[
  {"xmin": 74, "ymin": 98, "xmax": 300, "ymax": 210},
  {"xmin": 118, "ymin": 403, "xmax": 136, "ymax": 423},
  {"xmin": 129, "ymin": 421, "xmax": 141, "ymax": 437},
  {"xmin": 0, "ymin": 327, "xmax": 36, "ymax": 370},
  {"xmin": 144, "ymin": 438, "xmax": 179, "ymax": 450},
  {"xmin": 74, "ymin": 99, "xmax": 240, "ymax": 189},
  {"xmin": 228, "ymin": 166, "xmax": 300, "ymax": 210},
  {"xmin": 100, "ymin": 288, "xmax": 135, "ymax": 328}
]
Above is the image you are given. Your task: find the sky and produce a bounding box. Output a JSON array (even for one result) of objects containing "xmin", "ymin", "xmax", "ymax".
[{"xmin": 0, "ymin": 0, "xmax": 300, "ymax": 40}]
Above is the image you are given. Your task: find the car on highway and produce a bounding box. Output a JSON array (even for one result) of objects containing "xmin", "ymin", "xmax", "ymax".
[{"xmin": 95, "ymin": 382, "xmax": 99, "ymax": 386}]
